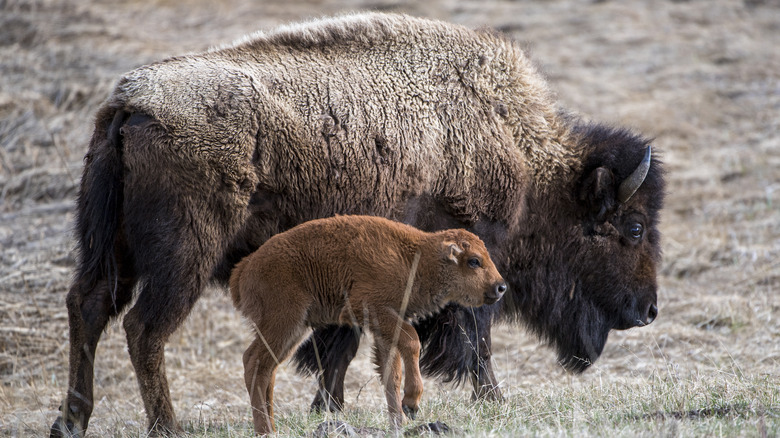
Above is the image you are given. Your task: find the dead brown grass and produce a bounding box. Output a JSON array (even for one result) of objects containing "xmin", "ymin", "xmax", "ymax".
[{"xmin": 1, "ymin": 0, "xmax": 778, "ymax": 436}]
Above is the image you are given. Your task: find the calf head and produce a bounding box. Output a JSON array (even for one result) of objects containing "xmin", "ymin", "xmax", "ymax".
[{"xmin": 440, "ymin": 231, "xmax": 506, "ymax": 307}]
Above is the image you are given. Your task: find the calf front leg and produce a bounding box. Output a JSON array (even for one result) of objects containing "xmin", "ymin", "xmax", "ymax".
[
  {"xmin": 372, "ymin": 310, "xmax": 423, "ymax": 426},
  {"xmin": 397, "ymin": 322, "xmax": 423, "ymax": 418},
  {"xmin": 371, "ymin": 337, "xmax": 405, "ymax": 428}
]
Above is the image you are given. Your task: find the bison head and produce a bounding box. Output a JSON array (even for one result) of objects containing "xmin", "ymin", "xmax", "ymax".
[{"xmin": 506, "ymin": 123, "xmax": 665, "ymax": 373}]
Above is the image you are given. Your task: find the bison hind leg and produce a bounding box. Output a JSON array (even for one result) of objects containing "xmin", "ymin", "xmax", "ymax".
[{"xmin": 52, "ymin": 271, "xmax": 136, "ymax": 438}]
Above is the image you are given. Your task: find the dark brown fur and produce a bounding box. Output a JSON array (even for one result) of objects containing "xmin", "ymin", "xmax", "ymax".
[
  {"xmin": 230, "ymin": 215, "xmax": 505, "ymax": 434},
  {"xmin": 51, "ymin": 13, "xmax": 665, "ymax": 437}
]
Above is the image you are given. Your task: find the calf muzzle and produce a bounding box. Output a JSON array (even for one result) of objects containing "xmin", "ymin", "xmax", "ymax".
[{"xmin": 484, "ymin": 282, "xmax": 507, "ymax": 305}]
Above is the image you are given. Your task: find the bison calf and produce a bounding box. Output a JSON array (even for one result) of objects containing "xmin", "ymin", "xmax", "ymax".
[{"xmin": 229, "ymin": 215, "xmax": 506, "ymax": 434}]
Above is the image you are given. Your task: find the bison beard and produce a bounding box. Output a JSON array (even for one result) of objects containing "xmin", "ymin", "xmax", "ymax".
[{"xmin": 51, "ymin": 13, "xmax": 665, "ymax": 437}]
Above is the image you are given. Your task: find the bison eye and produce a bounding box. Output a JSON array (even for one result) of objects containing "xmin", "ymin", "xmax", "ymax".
[
  {"xmin": 629, "ymin": 223, "xmax": 644, "ymax": 240},
  {"xmin": 467, "ymin": 257, "xmax": 481, "ymax": 268}
]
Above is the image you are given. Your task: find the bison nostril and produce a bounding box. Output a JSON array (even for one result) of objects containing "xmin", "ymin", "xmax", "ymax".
[{"xmin": 646, "ymin": 303, "xmax": 658, "ymax": 324}]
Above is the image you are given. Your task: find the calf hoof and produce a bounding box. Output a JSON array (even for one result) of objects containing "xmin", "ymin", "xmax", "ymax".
[
  {"xmin": 402, "ymin": 404, "xmax": 418, "ymax": 420},
  {"xmin": 312, "ymin": 420, "xmax": 357, "ymax": 437}
]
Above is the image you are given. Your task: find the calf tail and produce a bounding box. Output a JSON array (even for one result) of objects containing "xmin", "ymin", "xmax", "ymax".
[
  {"xmin": 229, "ymin": 258, "xmax": 246, "ymax": 308},
  {"xmin": 75, "ymin": 107, "xmax": 128, "ymax": 290}
]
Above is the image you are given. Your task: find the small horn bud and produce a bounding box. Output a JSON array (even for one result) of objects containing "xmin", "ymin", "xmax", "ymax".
[{"xmin": 443, "ymin": 242, "xmax": 463, "ymax": 264}]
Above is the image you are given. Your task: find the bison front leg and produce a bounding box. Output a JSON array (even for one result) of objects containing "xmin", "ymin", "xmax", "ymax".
[
  {"xmin": 467, "ymin": 305, "xmax": 502, "ymax": 402},
  {"xmin": 297, "ymin": 326, "xmax": 361, "ymax": 413}
]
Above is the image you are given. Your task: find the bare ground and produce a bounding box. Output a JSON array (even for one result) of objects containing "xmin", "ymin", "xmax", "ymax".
[{"xmin": 1, "ymin": 0, "xmax": 778, "ymax": 436}]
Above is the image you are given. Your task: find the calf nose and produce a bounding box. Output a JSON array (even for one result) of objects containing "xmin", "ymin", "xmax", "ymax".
[{"xmin": 484, "ymin": 282, "xmax": 507, "ymax": 304}]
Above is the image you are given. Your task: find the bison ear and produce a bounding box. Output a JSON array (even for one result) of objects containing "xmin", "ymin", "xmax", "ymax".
[
  {"xmin": 442, "ymin": 242, "xmax": 463, "ymax": 264},
  {"xmin": 579, "ymin": 166, "xmax": 616, "ymax": 222}
]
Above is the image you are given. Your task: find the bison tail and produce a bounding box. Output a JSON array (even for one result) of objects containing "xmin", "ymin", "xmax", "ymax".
[{"xmin": 74, "ymin": 108, "xmax": 129, "ymax": 288}]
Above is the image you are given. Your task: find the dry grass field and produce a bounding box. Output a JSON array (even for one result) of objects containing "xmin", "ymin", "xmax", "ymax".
[{"xmin": 1, "ymin": 0, "xmax": 778, "ymax": 436}]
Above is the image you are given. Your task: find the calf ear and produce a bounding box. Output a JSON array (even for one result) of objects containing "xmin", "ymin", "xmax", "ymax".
[
  {"xmin": 579, "ymin": 166, "xmax": 616, "ymax": 222},
  {"xmin": 442, "ymin": 242, "xmax": 463, "ymax": 264}
]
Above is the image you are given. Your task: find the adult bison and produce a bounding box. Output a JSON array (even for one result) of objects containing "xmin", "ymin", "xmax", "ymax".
[{"xmin": 51, "ymin": 12, "xmax": 664, "ymax": 437}]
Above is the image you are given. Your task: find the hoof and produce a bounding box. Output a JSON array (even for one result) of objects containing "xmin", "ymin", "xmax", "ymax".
[
  {"xmin": 310, "ymin": 391, "xmax": 344, "ymax": 413},
  {"xmin": 50, "ymin": 416, "xmax": 82, "ymax": 438},
  {"xmin": 312, "ymin": 420, "xmax": 384, "ymax": 437},
  {"xmin": 147, "ymin": 421, "xmax": 184, "ymax": 437},
  {"xmin": 402, "ymin": 404, "xmax": 418, "ymax": 420},
  {"xmin": 312, "ymin": 420, "xmax": 357, "ymax": 437},
  {"xmin": 473, "ymin": 384, "xmax": 504, "ymax": 403},
  {"xmin": 50, "ymin": 402, "xmax": 86, "ymax": 438}
]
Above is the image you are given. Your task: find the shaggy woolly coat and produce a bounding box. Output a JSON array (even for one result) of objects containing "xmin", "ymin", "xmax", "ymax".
[{"xmin": 112, "ymin": 13, "xmax": 573, "ymax": 231}]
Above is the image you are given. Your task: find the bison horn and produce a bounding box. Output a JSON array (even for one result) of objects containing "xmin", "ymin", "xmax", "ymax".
[{"xmin": 617, "ymin": 146, "xmax": 652, "ymax": 203}]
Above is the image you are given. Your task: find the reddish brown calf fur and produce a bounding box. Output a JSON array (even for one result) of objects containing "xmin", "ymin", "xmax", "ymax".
[{"xmin": 229, "ymin": 215, "xmax": 506, "ymax": 434}]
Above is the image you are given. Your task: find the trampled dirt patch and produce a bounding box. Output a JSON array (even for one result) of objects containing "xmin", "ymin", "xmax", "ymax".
[{"xmin": 1, "ymin": 0, "xmax": 778, "ymax": 435}]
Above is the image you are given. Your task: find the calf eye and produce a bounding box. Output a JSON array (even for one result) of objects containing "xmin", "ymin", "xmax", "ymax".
[
  {"xmin": 467, "ymin": 258, "xmax": 481, "ymax": 268},
  {"xmin": 629, "ymin": 223, "xmax": 644, "ymax": 240}
]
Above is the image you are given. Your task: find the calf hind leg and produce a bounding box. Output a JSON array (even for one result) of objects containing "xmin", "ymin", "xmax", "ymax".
[
  {"xmin": 242, "ymin": 309, "xmax": 309, "ymax": 434},
  {"xmin": 243, "ymin": 338, "xmax": 277, "ymax": 434}
]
